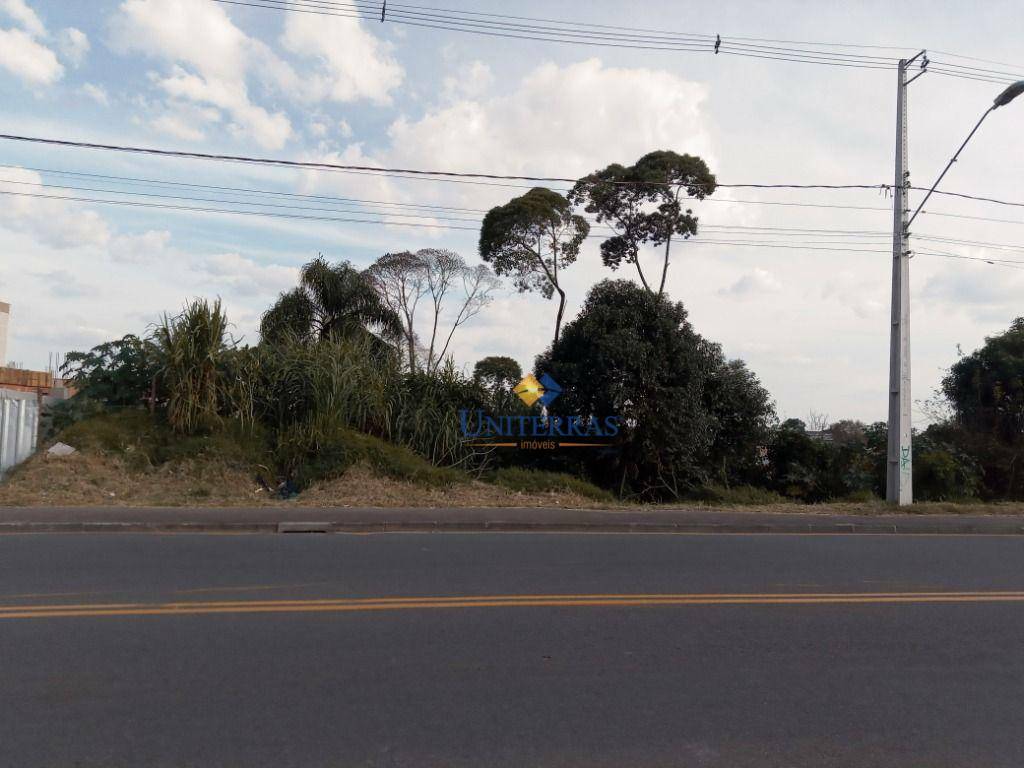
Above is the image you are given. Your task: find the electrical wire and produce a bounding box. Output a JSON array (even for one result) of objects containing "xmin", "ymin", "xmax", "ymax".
[
  {"xmin": 211, "ymin": 0, "xmax": 1024, "ymax": 85},
  {"xmin": 8, "ymin": 164, "xmax": 1024, "ymax": 263},
  {"xmin": 5, "ymin": 187, "xmax": 1022, "ymax": 272},
  {"xmin": 21, "ymin": 163, "xmax": 1024, "ymax": 228},
  {"xmin": 0, "ymin": 175, "xmax": 898, "ymax": 241},
  {"xmin": 5, "ymin": 134, "xmax": 1024, "ymax": 214},
  {"xmin": 214, "ymin": 0, "xmax": 899, "ymax": 68}
]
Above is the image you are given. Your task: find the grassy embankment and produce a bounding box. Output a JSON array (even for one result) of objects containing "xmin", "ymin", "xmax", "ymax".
[
  {"xmin": 2, "ymin": 411, "xmax": 1021, "ymax": 513},
  {"xmin": 0, "ymin": 411, "xmax": 614, "ymax": 507}
]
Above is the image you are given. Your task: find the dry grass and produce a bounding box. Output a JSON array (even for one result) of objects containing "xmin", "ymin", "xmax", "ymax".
[
  {"xmin": 300, "ymin": 464, "xmax": 610, "ymax": 508},
  {"xmin": 0, "ymin": 453, "xmax": 607, "ymax": 509},
  {"xmin": 4, "ymin": 443, "xmax": 1024, "ymax": 514},
  {"xmin": 656, "ymin": 499, "xmax": 1024, "ymax": 516},
  {"xmin": 0, "ymin": 452, "xmax": 265, "ymax": 507}
]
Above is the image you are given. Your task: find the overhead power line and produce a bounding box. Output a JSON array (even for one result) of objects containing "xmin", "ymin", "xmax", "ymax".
[
  {"xmin": 3, "ymin": 134, "xmax": 1024, "ymax": 212},
  {"xmin": 211, "ymin": 0, "xmax": 1024, "ymax": 84},
  {"xmin": 14, "ymin": 171, "xmax": 1021, "ymax": 250},
  {"xmin": 214, "ymin": 0, "xmax": 897, "ymax": 68},
  {"xmin": 0, "ymin": 133, "xmax": 888, "ymax": 190},
  {"xmin": 0, "ymin": 174, "xmax": 894, "ymax": 239},
  {"xmin": 1, "ymin": 185, "xmax": 1019, "ymax": 271},
  {"xmin": 10, "ymin": 162, "xmax": 1024, "ymax": 228}
]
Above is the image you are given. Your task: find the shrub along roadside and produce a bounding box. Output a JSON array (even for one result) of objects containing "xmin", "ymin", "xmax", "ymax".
[{"xmin": 486, "ymin": 467, "xmax": 613, "ymax": 502}]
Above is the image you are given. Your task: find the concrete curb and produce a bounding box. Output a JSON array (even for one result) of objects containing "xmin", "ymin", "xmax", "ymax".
[{"xmin": 4, "ymin": 519, "xmax": 1024, "ymax": 535}]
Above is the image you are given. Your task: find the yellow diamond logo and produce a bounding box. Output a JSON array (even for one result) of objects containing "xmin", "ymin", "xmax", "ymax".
[{"xmin": 513, "ymin": 374, "xmax": 543, "ymax": 406}]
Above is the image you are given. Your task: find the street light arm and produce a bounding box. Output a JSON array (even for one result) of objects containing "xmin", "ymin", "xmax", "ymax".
[{"xmin": 906, "ymin": 106, "xmax": 995, "ymax": 229}]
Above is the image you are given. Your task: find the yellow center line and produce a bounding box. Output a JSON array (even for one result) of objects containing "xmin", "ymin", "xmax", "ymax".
[
  {"xmin": 3, "ymin": 590, "xmax": 1024, "ymax": 619},
  {"xmin": 9, "ymin": 590, "xmax": 1024, "ymax": 612}
]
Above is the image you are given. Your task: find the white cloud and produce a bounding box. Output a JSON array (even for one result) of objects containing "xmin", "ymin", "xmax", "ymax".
[
  {"xmin": 37, "ymin": 268, "xmax": 98, "ymax": 299},
  {"xmin": 820, "ymin": 271, "xmax": 886, "ymax": 320},
  {"xmin": 385, "ymin": 59, "xmax": 712, "ymax": 183},
  {"xmin": 0, "ymin": 0, "xmax": 45, "ymax": 37},
  {"xmin": 0, "ymin": 27, "xmax": 63, "ymax": 85},
  {"xmin": 58, "ymin": 26, "xmax": 89, "ymax": 66},
  {"xmin": 80, "ymin": 82, "xmax": 110, "ymax": 106},
  {"xmin": 280, "ymin": 11, "xmax": 403, "ymax": 104},
  {"xmin": 920, "ymin": 264, "xmax": 1024, "ymax": 322},
  {"xmin": 149, "ymin": 99, "xmax": 222, "ymax": 141},
  {"xmin": 110, "ymin": 230, "xmax": 172, "ymax": 263},
  {"xmin": 196, "ymin": 253, "xmax": 298, "ymax": 297},
  {"xmin": 718, "ymin": 268, "xmax": 783, "ymax": 297},
  {"xmin": 442, "ymin": 60, "xmax": 493, "ymax": 101},
  {"xmin": 109, "ymin": 0, "xmax": 294, "ymax": 148},
  {"xmin": 108, "ymin": 0, "xmax": 400, "ymax": 148},
  {"xmin": 156, "ymin": 64, "xmax": 291, "ymax": 147},
  {"xmin": 109, "ymin": 0, "xmax": 251, "ymax": 82},
  {"xmin": 0, "ymin": 167, "xmax": 110, "ymax": 248}
]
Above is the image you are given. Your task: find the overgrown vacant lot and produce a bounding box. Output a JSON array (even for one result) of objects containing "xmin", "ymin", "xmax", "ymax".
[
  {"xmin": 0, "ymin": 412, "xmax": 613, "ymax": 508},
  {"xmin": 3, "ymin": 412, "xmax": 1024, "ymax": 515}
]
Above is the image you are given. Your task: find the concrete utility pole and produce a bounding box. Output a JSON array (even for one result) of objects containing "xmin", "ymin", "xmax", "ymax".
[
  {"xmin": 886, "ymin": 57, "xmax": 1023, "ymax": 506},
  {"xmin": 887, "ymin": 56, "xmax": 919, "ymax": 506}
]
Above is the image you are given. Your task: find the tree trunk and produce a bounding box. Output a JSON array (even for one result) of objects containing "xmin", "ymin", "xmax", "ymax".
[
  {"xmin": 554, "ymin": 287, "xmax": 566, "ymax": 345},
  {"xmin": 634, "ymin": 260, "xmax": 654, "ymax": 294},
  {"xmin": 658, "ymin": 233, "xmax": 673, "ymax": 297}
]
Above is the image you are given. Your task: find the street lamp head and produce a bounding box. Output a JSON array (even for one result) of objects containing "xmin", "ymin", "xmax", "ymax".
[{"xmin": 994, "ymin": 80, "xmax": 1024, "ymax": 108}]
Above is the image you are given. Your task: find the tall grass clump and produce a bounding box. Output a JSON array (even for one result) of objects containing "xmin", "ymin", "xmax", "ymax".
[
  {"xmin": 154, "ymin": 298, "xmax": 231, "ymax": 435},
  {"xmin": 224, "ymin": 333, "xmax": 490, "ymax": 482}
]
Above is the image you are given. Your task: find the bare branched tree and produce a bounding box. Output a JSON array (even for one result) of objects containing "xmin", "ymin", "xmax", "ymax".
[
  {"xmin": 806, "ymin": 410, "xmax": 831, "ymax": 433},
  {"xmin": 426, "ymin": 259, "xmax": 501, "ymax": 373},
  {"xmin": 367, "ymin": 249, "xmax": 500, "ymax": 373},
  {"xmin": 366, "ymin": 251, "xmax": 428, "ymax": 371}
]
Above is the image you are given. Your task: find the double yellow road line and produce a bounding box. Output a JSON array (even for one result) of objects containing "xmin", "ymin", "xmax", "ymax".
[{"xmin": 4, "ymin": 590, "xmax": 1024, "ymax": 620}]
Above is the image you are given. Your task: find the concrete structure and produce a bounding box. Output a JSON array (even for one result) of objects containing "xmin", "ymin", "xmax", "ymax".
[
  {"xmin": 0, "ymin": 388, "xmax": 39, "ymax": 475},
  {"xmin": 0, "ymin": 301, "xmax": 9, "ymax": 366}
]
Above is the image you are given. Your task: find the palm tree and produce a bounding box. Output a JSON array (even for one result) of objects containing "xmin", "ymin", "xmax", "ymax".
[{"xmin": 260, "ymin": 256, "xmax": 403, "ymax": 347}]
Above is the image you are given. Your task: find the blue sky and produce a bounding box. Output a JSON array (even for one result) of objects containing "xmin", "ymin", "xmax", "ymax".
[{"xmin": 2, "ymin": 0, "xmax": 1023, "ymax": 424}]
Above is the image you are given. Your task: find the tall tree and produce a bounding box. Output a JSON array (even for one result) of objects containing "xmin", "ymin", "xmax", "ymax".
[
  {"xmin": 60, "ymin": 334, "xmax": 161, "ymax": 407},
  {"xmin": 366, "ymin": 249, "xmax": 499, "ymax": 372},
  {"xmin": 936, "ymin": 317, "xmax": 1024, "ymax": 498},
  {"xmin": 420, "ymin": 249, "xmax": 500, "ymax": 374},
  {"xmin": 943, "ymin": 317, "xmax": 1024, "ymax": 442},
  {"xmin": 536, "ymin": 279, "xmax": 773, "ymax": 500},
  {"xmin": 365, "ymin": 250, "xmax": 428, "ymax": 371},
  {"xmin": 473, "ymin": 355, "xmax": 522, "ymax": 407},
  {"xmin": 479, "ymin": 187, "xmax": 589, "ymax": 344},
  {"xmin": 570, "ymin": 150, "xmax": 716, "ymax": 296},
  {"xmin": 261, "ymin": 255, "xmax": 403, "ymax": 347}
]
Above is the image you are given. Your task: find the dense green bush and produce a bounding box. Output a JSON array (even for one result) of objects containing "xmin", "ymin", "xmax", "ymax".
[
  {"xmin": 937, "ymin": 317, "xmax": 1024, "ymax": 499},
  {"xmin": 60, "ymin": 334, "xmax": 161, "ymax": 407},
  {"xmin": 536, "ymin": 280, "xmax": 775, "ymax": 501}
]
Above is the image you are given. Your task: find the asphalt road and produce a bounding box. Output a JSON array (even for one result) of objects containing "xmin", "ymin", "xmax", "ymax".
[{"xmin": 3, "ymin": 532, "xmax": 1024, "ymax": 767}]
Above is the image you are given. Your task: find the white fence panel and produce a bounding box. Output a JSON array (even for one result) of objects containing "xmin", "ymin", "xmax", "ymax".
[{"xmin": 0, "ymin": 388, "xmax": 39, "ymax": 475}]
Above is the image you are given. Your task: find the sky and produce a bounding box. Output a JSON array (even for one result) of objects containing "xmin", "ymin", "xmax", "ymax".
[{"xmin": 1, "ymin": 0, "xmax": 1023, "ymax": 425}]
